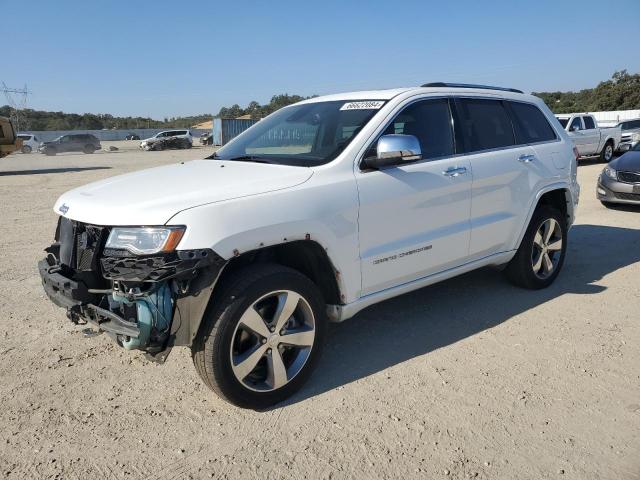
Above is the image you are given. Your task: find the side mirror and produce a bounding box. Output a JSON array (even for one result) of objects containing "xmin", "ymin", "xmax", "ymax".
[
  {"xmin": 363, "ymin": 134, "xmax": 422, "ymax": 169},
  {"xmin": 570, "ymin": 125, "xmax": 581, "ymax": 132}
]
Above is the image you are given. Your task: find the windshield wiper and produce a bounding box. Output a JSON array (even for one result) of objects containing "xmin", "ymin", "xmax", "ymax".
[{"xmin": 226, "ymin": 155, "xmax": 277, "ymax": 164}]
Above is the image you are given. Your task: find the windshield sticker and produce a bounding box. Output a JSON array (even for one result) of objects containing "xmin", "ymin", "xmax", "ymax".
[{"xmin": 340, "ymin": 101, "xmax": 385, "ymax": 111}]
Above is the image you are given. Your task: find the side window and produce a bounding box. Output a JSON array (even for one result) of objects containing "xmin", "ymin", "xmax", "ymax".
[
  {"xmin": 381, "ymin": 99, "xmax": 454, "ymax": 160},
  {"xmin": 569, "ymin": 117, "xmax": 583, "ymax": 131},
  {"xmin": 455, "ymin": 98, "xmax": 515, "ymax": 152},
  {"xmin": 508, "ymin": 101, "xmax": 557, "ymax": 144},
  {"xmin": 583, "ymin": 116, "xmax": 596, "ymax": 130}
]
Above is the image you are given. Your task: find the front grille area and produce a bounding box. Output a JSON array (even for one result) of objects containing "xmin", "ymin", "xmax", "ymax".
[
  {"xmin": 57, "ymin": 217, "xmax": 107, "ymax": 271},
  {"xmin": 614, "ymin": 191, "xmax": 640, "ymax": 201},
  {"xmin": 618, "ymin": 171, "xmax": 640, "ymax": 184}
]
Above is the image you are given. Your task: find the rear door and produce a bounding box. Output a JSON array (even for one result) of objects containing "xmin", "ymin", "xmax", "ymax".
[
  {"xmin": 356, "ymin": 97, "xmax": 473, "ymax": 295},
  {"xmin": 454, "ymin": 97, "xmax": 539, "ymax": 258},
  {"xmin": 581, "ymin": 115, "xmax": 601, "ymax": 154}
]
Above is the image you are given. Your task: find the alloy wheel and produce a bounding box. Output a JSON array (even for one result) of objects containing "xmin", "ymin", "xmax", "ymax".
[
  {"xmin": 531, "ymin": 218, "xmax": 563, "ymax": 279},
  {"xmin": 604, "ymin": 144, "xmax": 613, "ymax": 161},
  {"xmin": 229, "ymin": 290, "xmax": 315, "ymax": 392}
]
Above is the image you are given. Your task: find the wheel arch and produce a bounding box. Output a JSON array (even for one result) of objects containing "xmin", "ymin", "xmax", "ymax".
[
  {"xmin": 215, "ymin": 240, "xmax": 343, "ymax": 306},
  {"xmin": 513, "ymin": 184, "xmax": 574, "ymax": 251}
]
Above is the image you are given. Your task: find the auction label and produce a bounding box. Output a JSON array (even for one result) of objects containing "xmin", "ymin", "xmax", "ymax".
[{"xmin": 340, "ymin": 101, "xmax": 385, "ymax": 111}]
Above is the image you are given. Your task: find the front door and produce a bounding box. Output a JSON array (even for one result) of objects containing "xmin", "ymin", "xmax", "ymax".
[{"xmin": 356, "ymin": 98, "xmax": 472, "ymax": 296}]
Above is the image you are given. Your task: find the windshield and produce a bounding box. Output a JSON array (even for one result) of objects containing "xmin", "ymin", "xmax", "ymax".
[
  {"xmin": 633, "ymin": 142, "xmax": 640, "ymax": 152},
  {"xmin": 556, "ymin": 118, "xmax": 569, "ymax": 128},
  {"xmin": 210, "ymin": 100, "xmax": 384, "ymax": 166}
]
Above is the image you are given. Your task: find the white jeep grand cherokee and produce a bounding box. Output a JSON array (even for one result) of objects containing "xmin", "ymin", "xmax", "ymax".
[{"xmin": 39, "ymin": 83, "xmax": 580, "ymax": 409}]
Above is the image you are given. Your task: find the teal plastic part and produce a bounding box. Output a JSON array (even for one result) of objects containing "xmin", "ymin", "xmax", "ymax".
[{"xmin": 114, "ymin": 282, "xmax": 173, "ymax": 350}]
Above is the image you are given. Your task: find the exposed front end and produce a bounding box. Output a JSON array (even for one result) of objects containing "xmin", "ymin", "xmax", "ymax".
[{"xmin": 39, "ymin": 217, "xmax": 226, "ymax": 360}]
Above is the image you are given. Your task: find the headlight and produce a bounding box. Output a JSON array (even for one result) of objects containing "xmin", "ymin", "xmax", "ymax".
[
  {"xmin": 632, "ymin": 133, "xmax": 640, "ymax": 143},
  {"xmin": 105, "ymin": 226, "xmax": 185, "ymax": 255},
  {"xmin": 603, "ymin": 166, "xmax": 617, "ymax": 180}
]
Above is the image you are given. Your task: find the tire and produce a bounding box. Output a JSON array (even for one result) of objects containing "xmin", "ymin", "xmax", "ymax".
[
  {"xmin": 83, "ymin": 145, "xmax": 95, "ymax": 154},
  {"xmin": 192, "ymin": 264, "xmax": 327, "ymax": 409},
  {"xmin": 44, "ymin": 148, "xmax": 56, "ymax": 156},
  {"xmin": 601, "ymin": 201, "xmax": 614, "ymax": 209},
  {"xmin": 600, "ymin": 141, "xmax": 614, "ymax": 163},
  {"xmin": 21, "ymin": 145, "xmax": 32, "ymax": 154},
  {"xmin": 504, "ymin": 205, "xmax": 567, "ymax": 289}
]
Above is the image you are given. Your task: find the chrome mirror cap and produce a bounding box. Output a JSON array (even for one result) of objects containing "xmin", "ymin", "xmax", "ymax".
[{"xmin": 364, "ymin": 134, "xmax": 422, "ymax": 169}]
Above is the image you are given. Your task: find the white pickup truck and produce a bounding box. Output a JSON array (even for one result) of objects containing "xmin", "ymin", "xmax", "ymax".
[{"xmin": 555, "ymin": 113, "xmax": 621, "ymax": 162}]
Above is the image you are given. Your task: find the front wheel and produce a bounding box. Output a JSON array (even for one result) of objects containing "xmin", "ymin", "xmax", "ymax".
[
  {"xmin": 83, "ymin": 145, "xmax": 95, "ymax": 154},
  {"xmin": 192, "ymin": 264, "xmax": 326, "ymax": 409},
  {"xmin": 21, "ymin": 145, "xmax": 32, "ymax": 154},
  {"xmin": 505, "ymin": 205, "xmax": 567, "ymax": 289}
]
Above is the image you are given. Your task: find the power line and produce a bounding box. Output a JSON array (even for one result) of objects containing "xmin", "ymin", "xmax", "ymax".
[{"xmin": 1, "ymin": 82, "xmax": 32, "ymax": 131}]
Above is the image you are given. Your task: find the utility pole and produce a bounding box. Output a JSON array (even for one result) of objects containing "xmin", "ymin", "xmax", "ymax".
[{"xmin": 1, "ymin": 82, "xmax": 31, "ymax": 132}]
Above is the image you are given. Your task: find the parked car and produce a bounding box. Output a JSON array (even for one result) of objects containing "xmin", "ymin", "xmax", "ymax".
[
  {"xmin": 597, "ymin": 142, "xmax": 640, "ymax": 206},
  {"xmin": 39, "ymin": 83, "xmax": 579, "ymax": 408},
  {"xmin": 141, "ymin": 135, "xmax": 192, "ymax": 151},
  {"xmin": 16, "ymin": 134, "xmax": 40, "ymax": 153},
  {"xmin": 140, "ymin": 129, "xmax": 192, "ymax": 150},
  {"xmin": 616, "ymin": 119, "xmax": 640, "ymax": 152},
  {"xmin": 555, "ymin": 113, "xmax": 621, "ymax": 162},
  {"xmin": 0, "ymin": 117, "xmax": 22, "ymax": 158},
  {"xmin": 38, "ymin": 134, "xmax": 101, "ymax": 156},
  {"xmin": 125, "ymin": 133, "xmax": 140, "ymax": 140},
  {"xmin": 200, "ymin": 132, "xmax": 213, "ymax": 145}
]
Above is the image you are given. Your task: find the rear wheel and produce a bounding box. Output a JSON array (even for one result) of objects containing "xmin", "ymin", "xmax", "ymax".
[
  {"xmin": 505, "ymin": 205, "xmax": 567, "ymax": 289},
  {"xmin": 600, "ymin": 141, "xmax": 614, "ymax": 163},
  {"xmin": 192, "ymin": 264, "xmax": 326, "ymax": 409},
  {"xmin": 83, "ymin": 145, "xmax": 95, "ymax": 154}
]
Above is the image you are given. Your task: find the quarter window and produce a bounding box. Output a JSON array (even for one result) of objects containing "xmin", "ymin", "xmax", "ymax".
[
  {"xmin": 583, "ymin": 116, "xmax": 596, "ymax": 130},
  {"xmin": 455, "ymin": 98, "xmax": 515, "ymax": 152},
  {"xmin": 382, "ymin": 99, "xmax": 454, "ymax": 160},
  {"xmin": 508, "ymin": 101, "xmax": 557, "ymax": 144}
]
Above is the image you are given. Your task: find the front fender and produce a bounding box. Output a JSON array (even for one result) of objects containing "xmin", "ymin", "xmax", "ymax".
[{"xmin": 166, "ymin": 170, "xmax": 362, "ymax": 303}]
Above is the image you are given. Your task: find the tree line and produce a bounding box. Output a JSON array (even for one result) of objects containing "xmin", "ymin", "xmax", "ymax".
[
  {"xmin": 533, "ymin": 70, "xmax": 639, "ymax": 114},
  {"xmin": 3, "ymin": 72, "xmax": 637, "ymax": 132}
]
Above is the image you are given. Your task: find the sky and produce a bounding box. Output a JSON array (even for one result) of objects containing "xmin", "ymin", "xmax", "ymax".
[{"xmin": 3, "ymin": 0, "xmax": 639, "ymax": 119}]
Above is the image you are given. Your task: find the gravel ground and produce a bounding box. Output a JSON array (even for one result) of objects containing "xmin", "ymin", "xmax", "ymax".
[{"xmin": 0, "ymin": 144, "xmax": 638, "ymax": 480}]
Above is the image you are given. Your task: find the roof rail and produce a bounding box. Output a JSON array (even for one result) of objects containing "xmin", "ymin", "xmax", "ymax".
[{"xmin": 421, "ymin": 82, "xmax": 524, "ymax": 94}]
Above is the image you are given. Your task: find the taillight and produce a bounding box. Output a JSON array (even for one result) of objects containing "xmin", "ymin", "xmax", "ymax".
[{"xmin": 573, "ymin": 146, "xmax": 579, "ymax": 162}]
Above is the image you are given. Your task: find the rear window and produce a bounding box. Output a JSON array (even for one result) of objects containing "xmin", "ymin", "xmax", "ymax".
[
  {"xmin": 18, "ymin": 135, "xmax": 31, "ymax": 140},
  {"xmin": 557, "ymin": 118, "xmax": 569, "ymax": 128},
  {"xmin": 508, "ymin": 102, "xmax": 557, "ymax": 144},
  {"xmin": 456, "ymin": 98, "xmax": 514, "ymax": 152}
]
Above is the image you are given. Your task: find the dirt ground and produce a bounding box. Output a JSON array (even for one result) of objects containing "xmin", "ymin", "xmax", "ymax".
[{"xmin": 0, "ymin": 143, "xmax": 638, "ymax": 480}]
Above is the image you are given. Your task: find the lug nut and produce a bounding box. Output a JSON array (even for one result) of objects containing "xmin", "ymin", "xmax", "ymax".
[
  {"xmin": 280, "ymin": 329, "xmax": 285, "ymax": 335},
  {"xmin": 267, "ymin": 348, "xmax": 272, "ymax": 354},
  {"xmin": 261, "ymin": 339, "xmax": 266, "ymax": 344},
  {"xmin": 270, "ymin": 326, "xmax": 275, "ymax": 332}
]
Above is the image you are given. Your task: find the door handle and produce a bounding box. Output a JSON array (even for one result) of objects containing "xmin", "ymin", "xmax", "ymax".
[
  {"xmin": 518, "ymin": 154, "xmax": 535, "ymax": 163},
  {"xmin": 443, "ymin": 166, "xmax": 467, "ymax": 177}
]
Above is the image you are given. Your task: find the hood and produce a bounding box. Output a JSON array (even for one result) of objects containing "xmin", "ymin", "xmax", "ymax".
[
  {"xmin": 610, "ymin": 151, "xmax": 640, "ymax": 172},
  {"xmin": 54, "ymin": 159, "xmax": 313, "ymax": 226}
]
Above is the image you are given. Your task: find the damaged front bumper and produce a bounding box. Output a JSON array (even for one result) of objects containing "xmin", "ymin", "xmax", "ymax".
[{"xmin": 39, "ymin": 218, "xmax": 227, "ymax": 361}]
